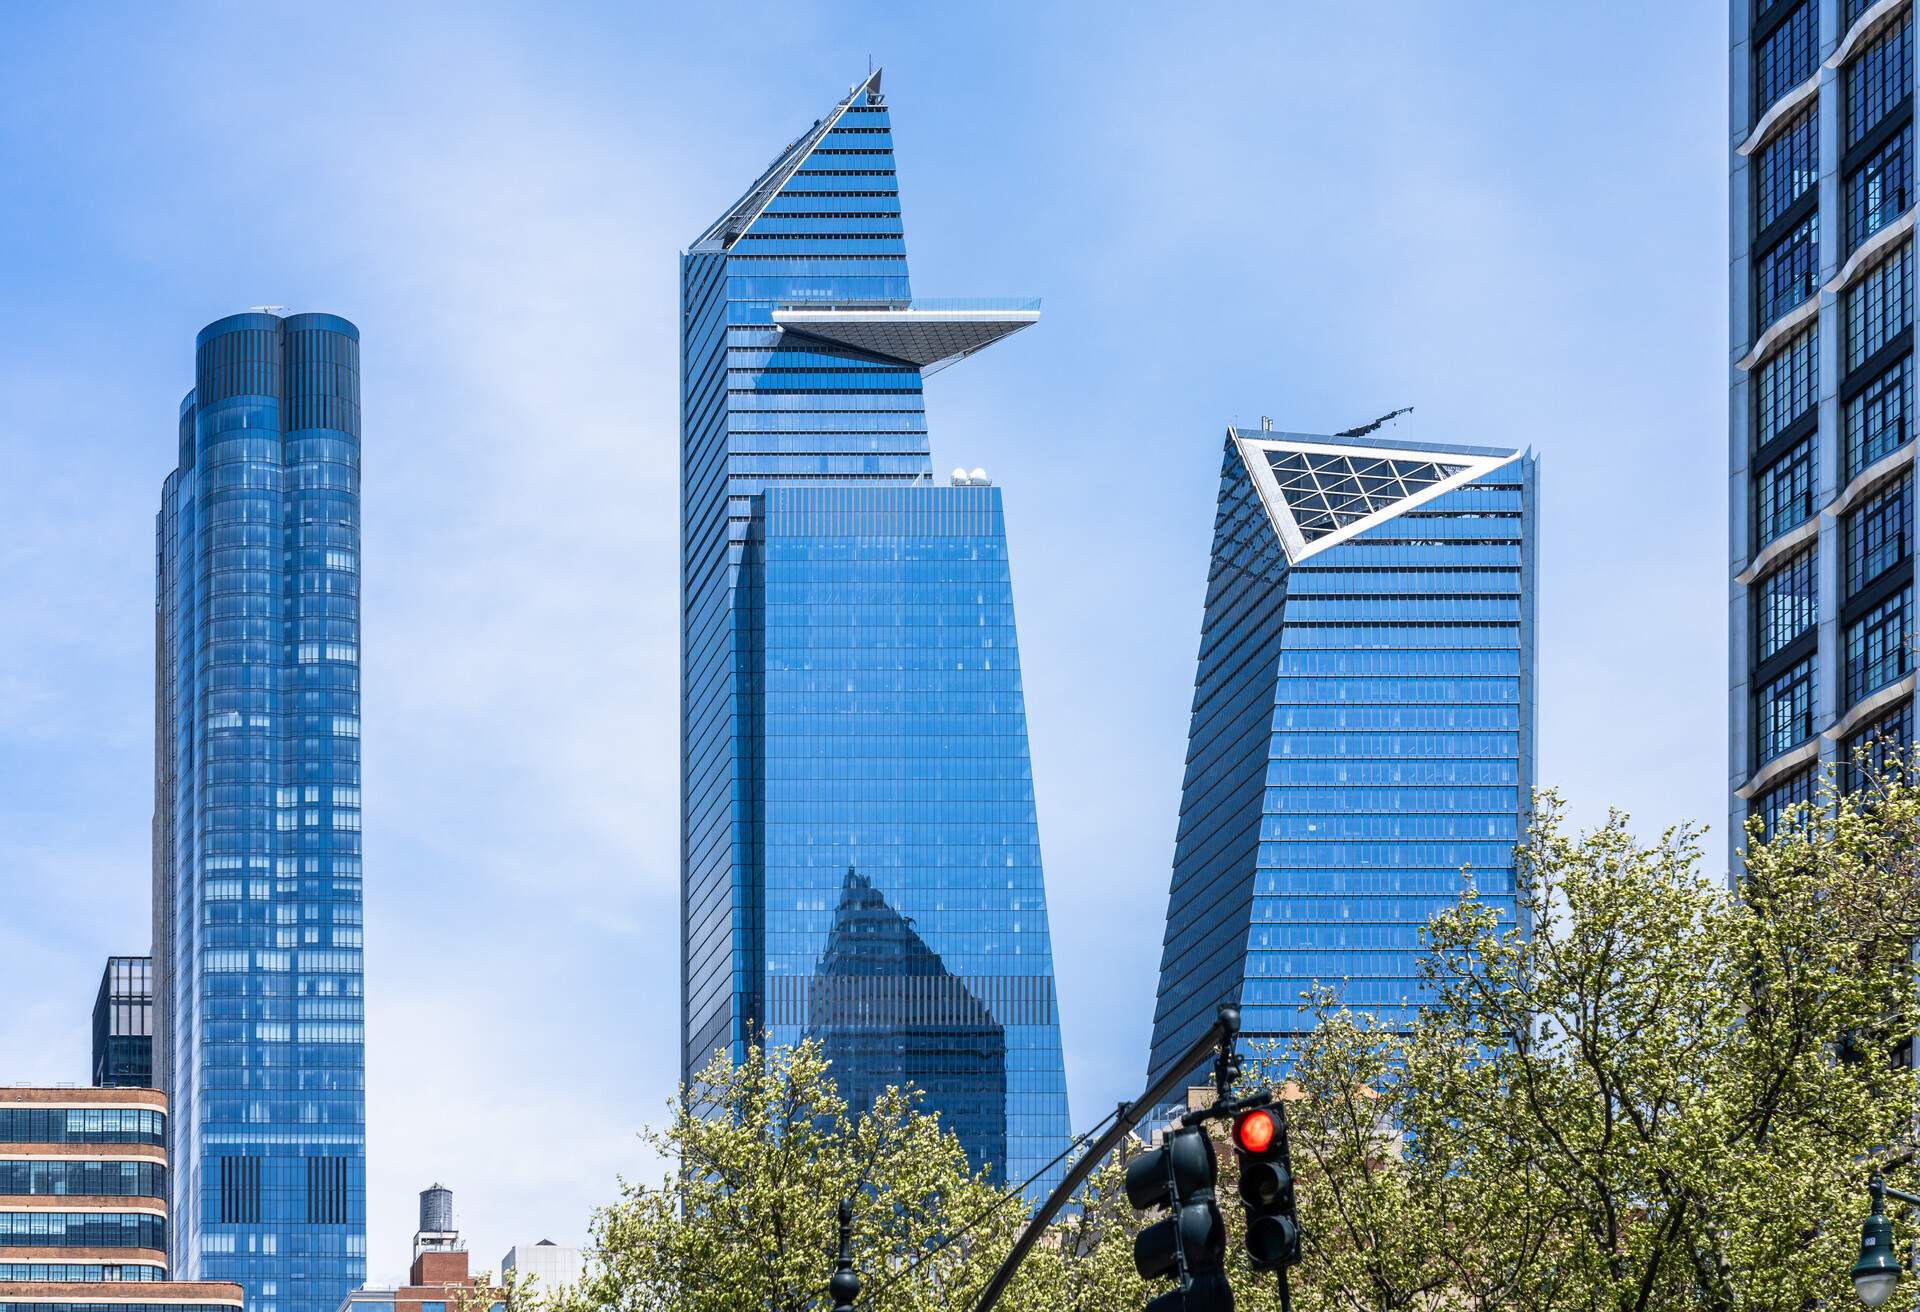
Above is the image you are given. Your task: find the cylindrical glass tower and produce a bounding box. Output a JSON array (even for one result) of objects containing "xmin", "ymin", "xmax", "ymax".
[{"xmin": 154, "ymin": 312, "xmax": 366, "ymax": 1312}]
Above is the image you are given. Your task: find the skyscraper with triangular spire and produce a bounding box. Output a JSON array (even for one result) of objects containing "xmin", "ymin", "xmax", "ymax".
[
  {"xmin": 1146, "ymin": 427, "xmax": 1539, "ymax": 1089},
  {"xmin": 679, "ymin": 69, "xmax": 1071, "ymax": 1196}
]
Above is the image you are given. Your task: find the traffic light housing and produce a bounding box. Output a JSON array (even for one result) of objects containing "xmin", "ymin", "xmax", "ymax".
[
  {"xmin": 1125, "ymin": 1124, "xmax": 1233, "ymax": 1311},
  {"xmin": 1232, "ymin": 1107, "xmax": 1300, "ymax": 1271}
]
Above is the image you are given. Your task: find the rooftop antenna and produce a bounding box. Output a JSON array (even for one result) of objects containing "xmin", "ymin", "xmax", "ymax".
[{"xmin": 1334, "ymin": 405, "xmax": 1414, "ymax": 439}]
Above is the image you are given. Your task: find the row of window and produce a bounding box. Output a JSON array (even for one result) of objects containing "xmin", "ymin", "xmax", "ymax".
[
  {"xmin": 0, "ymin": 1160, "xmax": 165, "ymax": 1197},
  {"xmin": 1845, "ymin": 583, "xmax": 1912, "ymax": 701},
  {"xmin": 1754, "ymin": 584, "xmax": 1915, "ymax": 766},
  {"xmin": 0, "ymin": 1108, "xmax": 164, "ymax": 1146},
  {"xmin": 1750, "ymin": 699, "xmax": 1914, "ymax": 837},
  {"xmin": 0, "ymin": 1263, "xmax": 162, "ymax": 1281},
  {"xmin": 1847, "ymin": 13, "xmax": 1912, "ymax": 149},
  {"xmin": 0, "ymin": 1212, "xmax": 166, "ymax": 1248}
]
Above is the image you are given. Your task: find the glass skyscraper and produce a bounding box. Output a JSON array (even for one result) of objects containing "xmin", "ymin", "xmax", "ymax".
[
  {"xmin": 93, "ymin": 955, "xmax": 155, "ymax": 1089},
  {"xmin": 1729, "ymin": 2, "xmax": 1914, "ymax": 847},
  {"xmin": 1146, "ymin": 427, "xmax": 1537, "ymax": 1087},
  {"xmin": 153, "ymin": 312, "xmax": 366, "ymax": 1312},
  {"xmin": 680, "ymin": 70, "xmax": 1072, "ymax": 1195}
]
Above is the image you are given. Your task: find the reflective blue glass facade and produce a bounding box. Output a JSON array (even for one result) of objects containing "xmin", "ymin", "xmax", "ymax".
[
  {"xmin": 1147, "ymin": 430, "xmax": 1537, "ymax": 1086},
  {"xmin": 154, "ymin": 313, "xmax": 366, "ymax": 1312},
  {"xmin": 680, "ymin": 72, "xmax": 1071, "ymax": 1195}
]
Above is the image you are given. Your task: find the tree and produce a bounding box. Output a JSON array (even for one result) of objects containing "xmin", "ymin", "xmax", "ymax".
[
  {"xmin": 549, "ymin": 1037, "xmax": 1147, "ymax": 1312},
  {"xmin": 1250, "ymin": 783, "xmax": 1920, "ymax": 1312},
  {"xmin": 559, "ymin": 776, "xmax": 1920, "ymax": 1311}
]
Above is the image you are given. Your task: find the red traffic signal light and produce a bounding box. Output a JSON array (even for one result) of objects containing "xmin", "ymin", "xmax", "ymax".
[
  {"xmin": 1234, "ymin": 1108, "xmax": 1276, "ymax": 1154},
  {"xmin": 1232, "ymin": 1105, "xmax": 1301, "ymax": 1271}
]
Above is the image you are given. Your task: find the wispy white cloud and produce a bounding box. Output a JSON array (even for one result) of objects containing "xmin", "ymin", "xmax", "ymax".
[{"xmin": 0, "ymin": 0, "xmax": 1728, "ymax": 1285}]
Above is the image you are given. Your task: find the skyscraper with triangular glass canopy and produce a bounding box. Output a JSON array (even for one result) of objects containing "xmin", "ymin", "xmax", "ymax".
[
  {"xmin": 1146, "ymin": 427, "xmax": 1538, "ymax": 1088},
  {"xmin": 679, "ymin": 69, "xmax": 1072, "ymax": 1196}
]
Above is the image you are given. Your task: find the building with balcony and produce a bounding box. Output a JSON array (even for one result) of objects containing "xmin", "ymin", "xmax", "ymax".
[
  {"xmin": 0, "ymin": 1087, "xmax": 242, "ymax": 1312},
  {"xmin": 91, "ymin": 958, "xmax": 152, "ymax": 1090},
  {"xmin": 1145, "ymin": 427, "xmax": 1538, "ymax": 1085},
  {"xmin": 1731, "ymin": 0, "xmax": 1915, "ymax": 842},
  {"xmin": 678, "ymin": 69, "xmax": 1072, "ymax": 1197}
]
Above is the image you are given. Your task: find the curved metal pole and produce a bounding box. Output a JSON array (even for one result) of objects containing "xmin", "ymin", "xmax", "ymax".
[{"xmin": 971, "ymin": 1005, "xmax": 1241, "ymax": 1312}]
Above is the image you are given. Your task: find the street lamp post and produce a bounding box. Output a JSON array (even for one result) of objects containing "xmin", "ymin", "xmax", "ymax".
[{"xmin": 1853, "ymin": 1172, "xmax": 1920, "ymax": 1306}]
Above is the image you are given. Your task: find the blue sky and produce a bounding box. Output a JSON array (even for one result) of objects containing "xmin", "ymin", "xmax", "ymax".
[{"xmin": 0, "ymin": 1, "xmax": 1727, "ymax": 1285}]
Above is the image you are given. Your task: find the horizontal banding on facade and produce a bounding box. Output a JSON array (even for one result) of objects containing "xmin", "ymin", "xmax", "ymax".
[
  {"xmin": 0, "ymin": 1283, "xmax": 241, "ymax": 1307},
  {"xmin": 0, "ymin": 1097, "xmax": 163, "ymax": 1115},
  {"xmin": 0, "ymin": 1150, "xmax": 163, "ymax": 1165},
  {"xmin": 0, "ymin": 1254, "xmax": 166, "ymax": 1267}
]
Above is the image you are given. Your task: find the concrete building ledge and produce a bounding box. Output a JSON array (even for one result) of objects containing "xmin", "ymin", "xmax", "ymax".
[
  {"xmin": 1832, "ymin": 441, "xmax": 1916, "ymax": 518},
  {"xmin": 0, "ymin": 1197, "xmax": 164, "ymax": 1214},
  {"xmin": 1737, "ymin": 738, "xmax": 1821, "ymax": 800},
  {"xmin": 1736, "ymin": 73, "xmax": 1821, "ymax": 157},
  {"xmin": 0, "ymin": 1283, "xmax": 244, "ymax": 1308},
  {"xmin": 1736, "ymin": 513, "xmax": 1821, "ymax": 585},
  {"xmin": 1737, "ymin": 293, "xmax": 1820, "ymax": 372},
  {"xmin": 1829, "ymin": 0, "xmax": 1912, "ymax": 70},
  {"xmin": 1825, "ymin": 673, "xmax": 1917, "ymax": 742},
  {"xmin": 1826, "ymin": 209, "xmax": 1915, "ymax": 295},
  {"xmin": 0, "ymin": 1145, "xmax": 164, "ymax": 1163},
  {"xmin": 0, "ymin": 1090, "xmax": 164, "ymax": 1111}
]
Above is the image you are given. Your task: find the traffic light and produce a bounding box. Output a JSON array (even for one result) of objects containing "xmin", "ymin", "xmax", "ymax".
[
  {"xmin": 1232, "ymin": 1107, "xmax": 1300, "ymax": 1271},
  {"xmin": 1126, "ymin": 1124, "xmax": 1233, "ymax": 1311}
]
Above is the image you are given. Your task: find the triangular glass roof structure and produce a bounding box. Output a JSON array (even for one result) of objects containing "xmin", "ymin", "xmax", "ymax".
[{"xmin": 1232, "ymin": 430, "xmax": 1520, "ymax": 564}]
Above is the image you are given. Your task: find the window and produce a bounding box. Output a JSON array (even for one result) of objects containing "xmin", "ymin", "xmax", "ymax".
[
  {"xmin": 1845, "ymin": 470, "xmax": 1912, "ymax": 592},
  {"xmin": 1758, "ymin": 2, "xmax": 1819, "ymax": 113},
  {"xmin": 1845, "ymin": 585, "xmax": 1912, "ymax": 702},
  {"xmin": 1755, "ymin": 434, "xmax": 1819, "ymax": 545},
  {"xmin": 1758, "ymin": 105, "xmax": 1820, "ymax": 232},
  {"xmin": 219, "ymin": 1156, "xmax": 260, "ymax": 1225},
  {"xmin": 1755, "ymin": 325, "xmax": 1819, "ymax": 446},
  {"xmin": 1844, "ymin": 697, "xmax": 1913, "ymax": 791},
  {"xmin": 1751, "ymin": 766, "xmax": 1815, "ymax": 839},
  {"xmin": 1757, "ymin": 549, "xmax": 1818, "ymax": 661},
  {"xmin": 1845, "ymin": 356, "xmax": 1911, "ymax": 474},
  {"xmin": 1757, "ymin": 213, "xmax": 1820, "ymax": 331},
  {"xmin": 305, "ymin": 1156, "xmax": 349, "ymax": 1225},
  {"xmin": 1847, "ymin": 124, "xmax": 1913, "ymax": 253},
  {"xmin": 1756, "ymin": 655, "xmax": 1818, "ymax": 763},
  {"xmin": 1846, "ymin": 241, "xmax": 1912, "ymax": 370},
  {"xmin": 1847, "ymin": 13, "xmax": 1913, "ymax": 148}
]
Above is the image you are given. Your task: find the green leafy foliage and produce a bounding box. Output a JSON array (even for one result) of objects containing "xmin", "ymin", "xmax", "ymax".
[{"xmin": 556, "ymin": 778, "xmax": 1920, "ymax": 1311}]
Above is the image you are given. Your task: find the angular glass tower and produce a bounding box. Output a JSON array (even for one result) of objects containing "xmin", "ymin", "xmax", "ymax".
[
  {"xmin": 1146, "ymin": 428, "xmax": 1538, "ymax": 1086},
  {"xmin": 1728, "ymin": 1, "xmax": 1915, "ymax": 850},
  {"xmin": 680, "ymin": 70, "xmax": 1072, "ymax": 1195},
  {"xmin": 154, "ymin": 312, "xmax": 366, "ymax": 1312}
]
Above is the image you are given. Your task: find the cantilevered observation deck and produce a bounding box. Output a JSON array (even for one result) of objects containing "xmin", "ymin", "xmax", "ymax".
[{"xmin": 772, "ymin": 297, "xmax": 1040, "ymax": 374}]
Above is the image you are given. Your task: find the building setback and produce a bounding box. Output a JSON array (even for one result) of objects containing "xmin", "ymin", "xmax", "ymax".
[
  {"xmin": 1146, "ymin": 428, "xmax": 1537, "ymax": 1087},
  {"xmin": 0, "ymin": 1086, "xmax": 243, "ymax": 1312},
  {"xmin": 1730, "ymin": 2, "xmax": 1915, "ymax": 842},
  {"xmin": 92, "ymin": 958, "xmax": 153, "ymax": 1090},
  {"xmin": 679, "ymin": 69, "xmax": 1073, "ymax": 1195},
  {"xmin": 154, "ymin": 312, "xmax": 366, "ymax": 1312}
]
